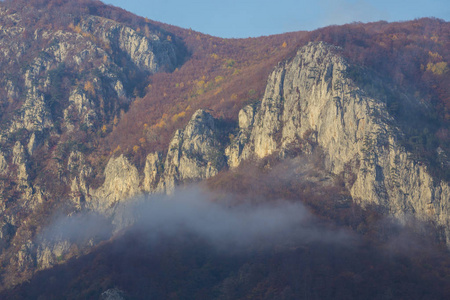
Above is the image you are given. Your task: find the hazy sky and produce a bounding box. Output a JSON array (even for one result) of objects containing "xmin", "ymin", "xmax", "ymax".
[{"xmin": 103, "ymin": 0, "xmax": 449, "ymax": 38}]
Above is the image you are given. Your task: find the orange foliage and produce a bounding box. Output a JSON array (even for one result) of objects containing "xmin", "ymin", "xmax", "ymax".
[
  {"xmin": 84, "ymin": 81, "xmax": 95, "ymax": 96},
  {"xmin": 105, "ymin": 26, "xmax": 305, "ymax": 153}
]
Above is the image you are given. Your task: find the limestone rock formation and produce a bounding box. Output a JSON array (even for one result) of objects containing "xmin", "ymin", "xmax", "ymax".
[
  {"xmin": 12, "ymin": 141, "xmax": 30, "ymax": 187},
  {"xmin": 157, "ymin": 109, "xmax": 226, "ymax": 193},
  {"xmin": 81, "ymin": 16, "xmax": 177, "ymax": 73},
  {"xmin": 36, "ymin": 240, "xmax": 71, "ymax": 270},
  {"xmin": 0, "ymin": 4, "xmax": 187, "ymax": 287},
  {"xmin": 67, "ymin": 151, "xmax": 92, "ymax": 210},
  {"xmin": 10, "ymin": 88, "xmax": 53, "ymax": 133},
  {"xmin": 143, "ymin": 152, "xmax": 163, "ymax": 193},
  {"xmin": 226, "ymin": 42, "xmax": 450, "ymax": 243},
  {"xmin": 90, "ymin": 154, "xmax": 140, "ymax": 213},
  {"xmin": 87, "ymin": 109, "xmax": 226, "ymax": 202}
]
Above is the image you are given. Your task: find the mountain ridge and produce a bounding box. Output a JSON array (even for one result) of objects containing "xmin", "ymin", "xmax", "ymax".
[{"xmin": 0, "ymin": 0, "xmax": 449, "ymax": 296}]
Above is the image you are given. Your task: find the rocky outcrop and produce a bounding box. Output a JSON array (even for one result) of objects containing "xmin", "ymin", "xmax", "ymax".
[
  {"xmin": 65, "ymin": 89, "xmax": 97, "ymax": 129},
  {"xmin": 0, "ymin": 3, "xmax": 187, "ymax": 289},
  {"xmin": 156, "ymin": 109, "xmax": 226, "ymax": 193},
  {"xmin": 81, "ymin": 16, "xmax": 177, "ymax": 73},
  {"xmin": 101, "ymin": 288, "xmax": 126, "ymax": 300},
  {"xmin": 0, "ymin": 151, "xmax": 8, "ymax": 175},
  {"xmin": 10, "ymin": 88, "xmax": 53, "ymax": 133},
  {"xmin": 67, "ymin": 151, "xmax": 92, "ymax": 210},
  {"xmin": 225, "ymin": 105, "xmax": 255, "ymax": 168},
  {"xmin": 74, "ymin": 41, "xmax": 449, "ymax": 246},
  {"xmin": 90, "ymin": 109, "xmax": 226, "ymax": 202},
  {"xmin": 16, "ymin": 240, "xmax": 34, "ymax": 271},
  {"xmin": 11, "ymin": 142, "xmax": 45, "ymax": 211},
  {"xmin": 12, "ymin": 141, "xmax": 30, "ymax": 187},
  {"xmin": 36, "ymin": 240, "xmax": 71, "ymax": 270},
  {"xmin": 226, "ymin": 42, "xmax": 450, "ymax": 243},
  {"xmin": 0, "ymin": 6, "xmax": 184, "ymax": 282},
  {"xmin": 90, "ymin": 154, "xmax": 140, "ymax": 213},
  {"xmin": 143, "ymin": 152, "xmax": 163, "ymax": 193}
]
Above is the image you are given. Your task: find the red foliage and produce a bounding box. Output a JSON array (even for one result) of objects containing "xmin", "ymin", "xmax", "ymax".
[
  {"xmin": 105, "ymin": 29, "xmax": 307, "ymax": 154},
  {"xmin": 311, "ymin": 19, "xmax": 450, "ymax": 121},
  {"xmin": 106, "ymin": 17, "xmax": 450, "ymax": 164}
]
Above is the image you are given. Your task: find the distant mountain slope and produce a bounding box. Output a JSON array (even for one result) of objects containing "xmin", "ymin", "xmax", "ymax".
[
  {"xmin": 0, "ymin": 0, "xmax": 188, "ymax": 288},
  {"xmin": 0, "ymin": 0, "xmax": 448, "ymax": 295}
]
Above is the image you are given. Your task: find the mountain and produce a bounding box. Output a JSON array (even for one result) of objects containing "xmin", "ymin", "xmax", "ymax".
[{"xmin": 0, "ymin": 0, "xmax": 449, "ymax": 298}]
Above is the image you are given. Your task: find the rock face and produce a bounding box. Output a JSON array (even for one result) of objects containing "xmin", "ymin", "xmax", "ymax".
[
  {"xmin": 156, "ymin": 109, "xmax": 225, "ymax": 193},
  {"xmin": 91, "ymin": 109, "xmax": 226, "ymax": 207},
  {"xmin": 68, "ymin": 43, "xmax": 450, "ymax": 246},
  {"xmin": 10, "ymin": 88, "xmax": 53, "ymax": 133},
  {"xmin": 226, "ymin": 42, "xmax": 450, "ymax": 243},
  {"xmin": 90, "ymin": 154, "xmax": 141, "ymax": 213},
  {"xmin": 0, "ymin": 4, "xmax": 186, "ymax": 288},
  {"xmin": 81, "ymin": 16, "xmax": 177, "ymax": 73}
]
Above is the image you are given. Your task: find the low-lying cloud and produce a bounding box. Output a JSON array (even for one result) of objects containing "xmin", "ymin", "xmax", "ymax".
[{"xmin": 40, "ymin": 186, "xmax": 352, "ymax": 253}]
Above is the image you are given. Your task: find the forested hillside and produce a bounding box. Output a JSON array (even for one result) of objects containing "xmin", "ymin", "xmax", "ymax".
[{"xmin": 0, "ymin": 0, "xmax": 448, "ymax": 298}]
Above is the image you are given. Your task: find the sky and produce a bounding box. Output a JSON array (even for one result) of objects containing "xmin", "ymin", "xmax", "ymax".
[{"xmin": 103, "ymin": 0, "xmax": 449, "ymax": 38}]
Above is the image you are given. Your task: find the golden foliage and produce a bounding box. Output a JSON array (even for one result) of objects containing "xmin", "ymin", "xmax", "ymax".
[
  {"xmin": 81, "ymin": 32, "xmax": 96, "ymax": 42},
  {"xmin": 171, "ymin": 111, "xmax": 186, "ymax": 123},
  {"xmin": 151, "ymin": 114, "xmax": 168, "ymax": 129},
  {"xmin": 69, "ymin": 23, "xmax": 82, "ymax": 34},
  {"xmin": 428, "ymin": 51, "xmax": 443, "ymax": 60},
  {"xmin": 113, "ymin": 145, "xmax": 121, "ymax": 154},
  {"xmin": 426, "ymin": 62, "xmax": 448, "ymax": 75}
]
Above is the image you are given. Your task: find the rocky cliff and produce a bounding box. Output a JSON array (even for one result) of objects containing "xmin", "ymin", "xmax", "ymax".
[
  {"xmin": 1, "ymin": 15, "xmax": 449, "ymax": 289},
  {"xmin": 226, "ymin": 42, "xmax": 450, "ymax": 242},
  {"xmin": 85, "ymin": 109, "xmax": 225, "ymax": 213},
  {"xmin": 0, "ymin": 3, "xmax": 186, "ymax": 288},
  {"xmin": 56, "ymin": 42, "xmax": 450, "ymax": 250}
]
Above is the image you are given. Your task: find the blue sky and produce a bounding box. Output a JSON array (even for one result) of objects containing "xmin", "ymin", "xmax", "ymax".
[{"xmin": 104, "ymin": 0, "xmax": 449, "ymax": 38}]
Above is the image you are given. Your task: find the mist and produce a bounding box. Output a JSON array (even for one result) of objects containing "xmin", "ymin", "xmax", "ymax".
[{"xmin": 39, "ymin": 186, "xmax": 352, "ymax": 253}]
